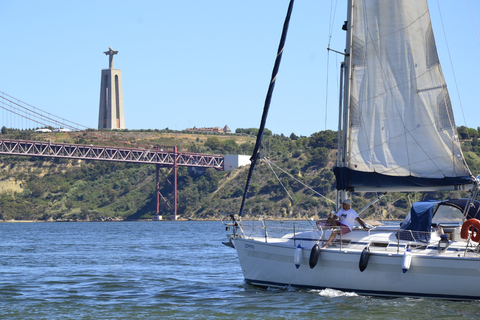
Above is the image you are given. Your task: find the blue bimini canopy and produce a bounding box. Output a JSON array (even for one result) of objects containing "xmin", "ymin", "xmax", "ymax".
[{"xmin": 397, "ymin": 201, "xmax": 440, "ymax": 242}]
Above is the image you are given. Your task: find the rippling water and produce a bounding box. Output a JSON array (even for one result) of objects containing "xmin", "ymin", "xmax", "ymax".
[{"xmin": 0, "ymin": 221, "xmax": 478, "ymax": 319}]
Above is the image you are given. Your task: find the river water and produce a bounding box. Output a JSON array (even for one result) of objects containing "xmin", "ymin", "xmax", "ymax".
[{"xmin": 0, "ymin": 221, "xmax": 478, "ymax": 319}]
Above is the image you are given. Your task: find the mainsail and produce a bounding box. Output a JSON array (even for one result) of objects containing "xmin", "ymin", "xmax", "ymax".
[{"xmin": 335, "ymin": 0, "xmax": 473, "ymax": 192}]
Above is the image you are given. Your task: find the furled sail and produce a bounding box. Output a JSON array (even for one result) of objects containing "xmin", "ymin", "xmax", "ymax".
[{"xmin": 335, "ymin": 0, "xmax": 473, "ymax": 192}]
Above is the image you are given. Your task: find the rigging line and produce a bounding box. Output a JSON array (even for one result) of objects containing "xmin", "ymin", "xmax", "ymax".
[
  {"xmin": 327, "ymin": 0, "xmax": 339, "ymax": 48},
  {"xmin": 324, "ymin": 48, "xmax": 330, "ymax": 130},
  {"xmin": 466, "ymin": 0, "xmax": 480, "ymax": 46},
  {"xmin": 265, "ymin": 158, "xmax": 295, "ymax": 204},
  {"xmin": 265, "ymin": 158, "xmax": 324, "ymax": 233},
  {"xmin": 239, "ymin": 0, "xmax": 295, "ymax": 217},
  {"xmin": 265, "ymin": 158, "xmax": 335, "ymax": 205},
  {"xmin": 435, "ymin": 0, "xmax": 467, "ymax": 127},
  {"xmin": 324, "ymin": 0, "xmax": 343, "ymax": 132}
]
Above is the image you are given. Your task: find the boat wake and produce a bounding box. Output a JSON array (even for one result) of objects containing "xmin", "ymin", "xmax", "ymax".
[{"xmin": 311, "ymin": 288, "xmax": 358, "ymax": 298}]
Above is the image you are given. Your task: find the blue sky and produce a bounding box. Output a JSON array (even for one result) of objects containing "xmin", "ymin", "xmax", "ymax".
[{"xmin": 0, "ymin": 0, "xmax": 479, "ymax": 137}]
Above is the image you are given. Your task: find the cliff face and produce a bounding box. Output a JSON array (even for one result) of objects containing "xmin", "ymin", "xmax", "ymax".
[{"xmin": 0, "ymin": 177, "xmax": 23, "ymax": 194}]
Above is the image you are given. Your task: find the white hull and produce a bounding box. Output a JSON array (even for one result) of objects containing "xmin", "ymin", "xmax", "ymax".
[{"xmin": 233, "ymin": 230, "xmax": 480, "ymax": 300}]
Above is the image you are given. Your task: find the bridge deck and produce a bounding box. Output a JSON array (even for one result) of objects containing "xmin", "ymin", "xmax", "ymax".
[{"xmin": 0, "ymin": 139, "xmax": 224, "ymax": 169}]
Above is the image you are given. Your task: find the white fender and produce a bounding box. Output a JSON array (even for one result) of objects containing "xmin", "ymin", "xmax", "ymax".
[
  {"xmin": 402, "ymin": 247, "xmax": 412, "ymax": 273},
  {"xmin": 294, "ymin": 244, "xmax": 302, "ymax": 269}
]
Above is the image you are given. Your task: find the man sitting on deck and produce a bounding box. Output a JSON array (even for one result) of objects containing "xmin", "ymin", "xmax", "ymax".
[{"xmin": 322, "ymin": 199, "xmax": 369, "ymax": 248}]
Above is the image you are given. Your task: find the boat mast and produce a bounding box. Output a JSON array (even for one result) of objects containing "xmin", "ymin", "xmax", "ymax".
[
  {"xmin": 337, "ymin": 0, "xmax": 354, "ymax": 206},
  {"xmin": 238, "ymin": 0, "xmax": 295, "ymax": 217},
  {"xmin": 336, "ymin": 62, "xmax": 345, "ymax": 210}
]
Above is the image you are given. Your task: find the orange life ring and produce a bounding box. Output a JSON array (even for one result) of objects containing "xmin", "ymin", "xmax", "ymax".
[{"xmin": 461, "ymin": 219, "xmax": 480, "ymax": 242}]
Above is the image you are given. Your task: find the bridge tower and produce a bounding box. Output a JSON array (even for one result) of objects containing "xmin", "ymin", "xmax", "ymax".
[{"xmin": 98, "ymin": 47, "xmax": 125, "ymax": 130}]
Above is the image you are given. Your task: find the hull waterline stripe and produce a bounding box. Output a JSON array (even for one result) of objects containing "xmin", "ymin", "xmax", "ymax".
[{"xmin": 244, "ymin": 278, "xmax": 480, "ymax": 300}]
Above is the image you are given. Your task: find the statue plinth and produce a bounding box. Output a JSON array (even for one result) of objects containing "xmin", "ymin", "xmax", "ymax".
[{"xmin": 98, "ymin": 47, "xmax": 125, "ymax": 130}]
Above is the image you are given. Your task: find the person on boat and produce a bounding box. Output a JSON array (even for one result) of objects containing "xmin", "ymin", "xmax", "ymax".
[{"xmin": 322, "ymin": 199, "xmax": 369, "ymax": 248}]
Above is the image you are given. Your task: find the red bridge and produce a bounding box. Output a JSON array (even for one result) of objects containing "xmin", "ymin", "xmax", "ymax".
[
  {"xmin": 0, "ymin": 139, "xmax": 224, "ymax": 169},
  {"xmin": 0, "ymin": 138, "xmax": 226, "ymax": 220}
]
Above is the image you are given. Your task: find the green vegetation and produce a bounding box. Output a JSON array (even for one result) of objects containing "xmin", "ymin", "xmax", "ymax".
[{"xmin": 0, "ymin": 127, "xmax": 480, "ymax": 221}]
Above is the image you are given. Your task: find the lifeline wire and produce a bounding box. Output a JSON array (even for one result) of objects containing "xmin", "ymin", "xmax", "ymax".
[
  {"xmin": 265, "ymin": 158, "xmax": 295, "ymax": 204},
  {"xmin": 264, "ymin": 158, "xmax": 335, "ymax": 205},
  {"xmin": 264, "ymin": 157, "xmax": 325, "ymax": 235}
]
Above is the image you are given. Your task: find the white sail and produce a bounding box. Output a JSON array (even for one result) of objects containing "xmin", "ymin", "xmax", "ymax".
[{"xmin": 337, "ymin": 0, "xmax": 473, "ymax": 192}]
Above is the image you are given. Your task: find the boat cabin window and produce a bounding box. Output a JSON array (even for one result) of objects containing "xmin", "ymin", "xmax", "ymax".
[
  {"xmin": 370, "ymin": 242, "xmax": 388, "ymax": 248},
  {"xmin": 432, "ymin": 205, "xmax": 463, "ymax": 225}
]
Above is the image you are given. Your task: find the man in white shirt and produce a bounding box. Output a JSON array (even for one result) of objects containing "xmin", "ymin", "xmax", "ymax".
[{"xmin": 322, "ymin": 199, "xmax": 369, "ymax": 248}]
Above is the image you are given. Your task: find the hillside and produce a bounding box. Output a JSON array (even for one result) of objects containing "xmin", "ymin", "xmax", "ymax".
[{"xmin": 0, "ymin": 127, "xmax": 480, "ymax": 222}]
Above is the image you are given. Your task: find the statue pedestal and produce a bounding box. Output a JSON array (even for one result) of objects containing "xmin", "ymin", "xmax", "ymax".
[{"xmin": 98, "ymin": 48, "xmax": 125, "ymax": 130}]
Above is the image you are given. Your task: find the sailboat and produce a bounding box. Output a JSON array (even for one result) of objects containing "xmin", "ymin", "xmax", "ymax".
[{"xmin": 222, "ymin": 0, "xmax": 480, "ymax": 300}]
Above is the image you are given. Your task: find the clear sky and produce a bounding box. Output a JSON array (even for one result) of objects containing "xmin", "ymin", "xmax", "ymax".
[{"xmin": 0, "ymin": 0, "xmax": 479, "ymax": 137}]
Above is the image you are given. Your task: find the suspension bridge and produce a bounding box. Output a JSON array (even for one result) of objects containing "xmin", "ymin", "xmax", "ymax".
[{"xmin": 0, "ymin": 91, "xmax": 228, "ymax": 220}]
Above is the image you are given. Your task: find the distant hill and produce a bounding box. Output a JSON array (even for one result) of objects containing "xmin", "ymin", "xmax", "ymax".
[{"xmin": 0, "ymin": 127, "xmax": 479, "ymax": 221}]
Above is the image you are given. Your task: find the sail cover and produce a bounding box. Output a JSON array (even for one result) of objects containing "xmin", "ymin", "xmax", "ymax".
[{"xmin": 335, "ymin": 0, "xmax": 473, "ymax": 191}]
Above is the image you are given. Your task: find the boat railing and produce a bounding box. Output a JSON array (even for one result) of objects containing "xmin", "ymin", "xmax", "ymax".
[
  {"xmin": 222, "ymin": 216, "xmax": 478, "ymax": 253},
  {"xmin": 228, "ymin": 218, "xmax": 320, "ymax": 241}
]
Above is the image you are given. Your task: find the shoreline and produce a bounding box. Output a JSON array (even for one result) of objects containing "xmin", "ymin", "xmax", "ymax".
[
  {"xmin": 0, "ymin": 218, "xmax": 222, "ymax": 223},
  {"xmin": 0, "ymin": 218, "xmax": 402, "ymax": 223}
]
